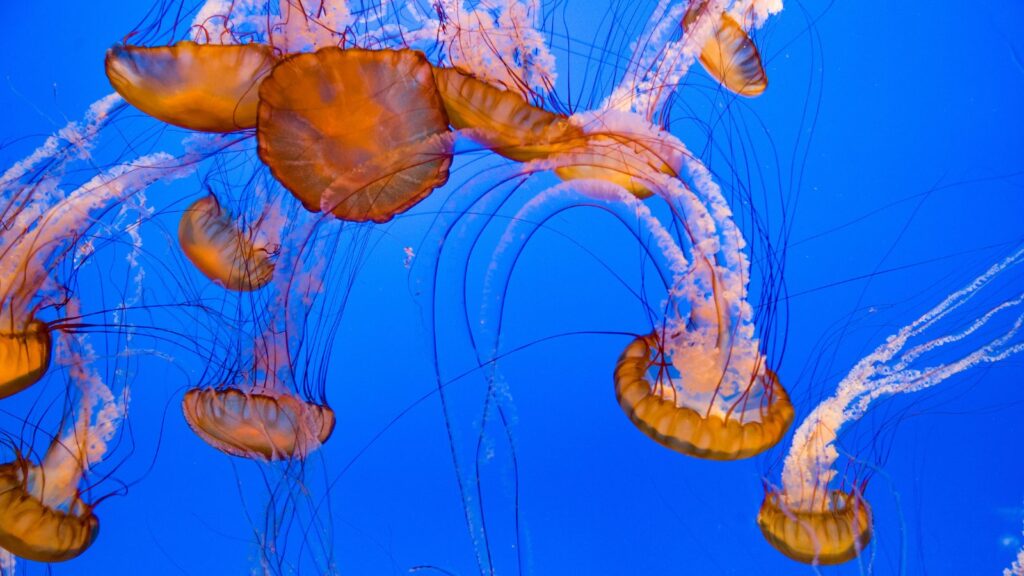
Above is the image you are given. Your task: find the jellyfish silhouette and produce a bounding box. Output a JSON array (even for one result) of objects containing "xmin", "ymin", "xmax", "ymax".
[{"xmin": 760, "ymin": 246, "xmax": 1024, "ymax": 565}]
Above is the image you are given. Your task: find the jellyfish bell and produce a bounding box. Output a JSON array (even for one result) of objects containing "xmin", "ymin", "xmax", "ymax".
[
  {"xmin": 614, "ymin": 331, "xmax": 793, "ymax": 459},
  {"xmin": 0, "ymin": 320, "xmax": 53, "ymax": 399},
  {"xmin": 432, "ymin": 66, "xmax": 587, "ymax": 162},
  {"xmin": 256, "ymin": 47, "xmax": 453, "ymax": 223},
  {"xmin": 757, "ymin": 488, "xmax": 873, "ymax": 565},
  {"xmin": 182, "ymin": 386, "xmax": 335, "ymax": 461},
  {"xmin": 105, "ymin": 41, "xmax": 278, "ymax": 132},
  {"xmin": 682, "ymin": 4, "xmax": 768, "ymax": 97},
  {"xmin": 178, "ymin": 194, "xmax": 276, "ymax": 291},
  {"xmin": 0, "ymin": 457, "xmax": 99, "ymax": 563}
]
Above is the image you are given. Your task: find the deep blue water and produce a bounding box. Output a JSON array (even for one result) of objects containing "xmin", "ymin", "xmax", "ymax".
[{"xmin": 1, "ymin": 1, "xmax": 1022, "ymax": 574}]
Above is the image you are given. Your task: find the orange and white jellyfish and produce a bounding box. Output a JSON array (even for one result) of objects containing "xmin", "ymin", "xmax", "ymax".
[
  {"xmin": 424, "ymin": 0, "xmax": 790, "ymax": 460},
  {"xmin": 760, "ymin": 247, "xmax": 1024, "ymax": 565},
  {"xmin": 0, "ymin": 94, "xmax": 200, "ymax": 399},
  {"xmin": 181, "ymin": 216, "xmax": 336, "ymax": 461},
  {"xmin": 0, "ymin": 325, "xmax": 125, "ymax": 563}
]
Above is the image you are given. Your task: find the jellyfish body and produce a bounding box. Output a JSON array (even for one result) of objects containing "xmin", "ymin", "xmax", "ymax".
[
  {"xmin": 178, "ymin": 195, "xmax": 275, "ymax": 291},
  {"xmin": 0, "ymin": 320, "xmax": 52, "ymax": 399},
  {"xmin": 0, "ymin": 461, "xmax": 99, "ymax": 563},
  {"xmin": 257, "ymin": 47, "xmax": 453, "ymax": 223},
  {"xmin": 757, "ymin": 489, "xmax": 872, "ymax": 565},
  {"xmin": 105, "ymin": 41, "xmax": 277, "ymax": 132},
  {"xmin": 765, "ymin": 247, "xmax": 1024, "ymax": 564},
  {"xmin": 683, "ymin": 6, "xmax": 768, "ymax": 97},
  {"xmin": 182, "ymin": 387, "xmax": 335, "ymax": 461},
  {"xmin": 614, "ymin": 332, "xmax": 792, "ymax": 459},
  {"xmin": 433, "ymin": 66, "xmax": 586, "ymax": 162}
]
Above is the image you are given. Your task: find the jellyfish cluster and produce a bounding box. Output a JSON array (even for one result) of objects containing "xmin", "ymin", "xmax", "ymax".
[{"xmin": 0, "ymin": 0, "xmax": 1020, "ymax": 572}]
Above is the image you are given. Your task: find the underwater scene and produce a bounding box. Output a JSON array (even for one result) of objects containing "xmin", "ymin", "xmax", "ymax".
[{"xmin": 0, "ymin": 0, "xmax": 1021, "ymax": 574}]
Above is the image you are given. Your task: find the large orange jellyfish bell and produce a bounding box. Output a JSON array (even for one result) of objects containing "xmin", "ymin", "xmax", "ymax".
[
  {"xmin": 0, "ymin": 320, "xmax": 52, "ymax": 399},
  {"xmin": 182, "ymin": 387, "xmax": 335, "ymax": 461},
  {"xmin": 257, "ymin": 48, "xmax": 453, "ymax": 223},
  {"xmin": 758, "ymin": 489, "xmax": 873, "ymax": 565},
  {"xmin": 683, "ymin": 5, "xmax": 768, "ymax": 97},
  {"xmin": 178, "ymin": 195, "xmax": 275, "ymax": 291},
  {"xmin": 105, "ymin": 41, "xmax": 277, "ymax": 132},
  {"xmin": 0, "ymin": 461, "xmax": 99, "ymax": 562},
  {"xmin": 613, "ymin": 333, "xmax": 793, "ymax": 459}
]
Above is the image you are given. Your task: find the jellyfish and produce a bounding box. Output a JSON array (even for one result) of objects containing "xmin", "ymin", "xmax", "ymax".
[
  {"xmin": 0, "ymin": 322, "xmax": 126, "ymax": 563},
  {"xmin": 181, "ymin": 213, "xmax": 338, "ymax": 461},
  {"xmin": 105, "ymin": 41, "xmax": 278, "ymax": 132},
  {"xmin": 421, "ymin": 0, "xmax": 790, "ymax": 462},
  {"xmin": 760, "ymin": 246, "xmax": 1024, "ymax": 565},
  {"xmin": 178, "ymin": 193, "xmax": 277, "ymax": 291},
  {"xmin": 256, "ymin": 47, "xmax": 454, "ymax": 223},
  {"xmin": 0, "ymin": 94, "xmax": 202, "ymax": 398},
  {"xmin": 683, "ymin": 1, "xmax": 768, "ymax": 97}
]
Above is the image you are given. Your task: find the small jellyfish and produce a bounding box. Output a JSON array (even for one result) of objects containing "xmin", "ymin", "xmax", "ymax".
[
  {"xmin": 683, "ymin": 3, "xmax": 768, "ymax": 97},
  {"xmin": 0, "ymin": 452, "xmax": 99, "ymax": 563},
  {"xmin": 615, "ymin": 332, "xmax": 793, "ymax": 459},
  {"xmin": 178, "ymin": 194, "xmax": 276, "ymax": 291},
  {"xmin": 761, "ymin": 247, "xmax": 1024, "ymax": 564},
  {"xmin": 256, "ymin": 47, "xmax": 453, "ymax": 223},
  {"xmin": 105, "ymin": 41, "xmax": 278, "ymax": 132},
  {"xmin": 758, "ymin": 488, "xmax": 872, "ymax": 565},
  {"xmin": 182, "ymin": 386, "xmax": 335, "ymax": 461},
  {"xmin": 182, "ymin": 214, "xmax": 338, "ymax": 461}
]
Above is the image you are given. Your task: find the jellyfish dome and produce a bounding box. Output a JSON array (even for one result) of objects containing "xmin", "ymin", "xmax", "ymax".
[
  {"xmin": 0, "ymin": 320, "xmax": 52, "ymax": 399},
  {"xmin": 183, "ymin": 386, "xmax": 335, "ymax": 461},
  {"xmin": 105, "ymin": 41, "xmax": 277, "ymax": 132},
  {"xmin": 615, "ymin": 332, "xmax": 793, "ymax": 459},
  {"xmin": 0, "ymin": 460, "xmax": 99, "ymax": 563},
  {"xmin": 256, "ymin": 47, "xmax": 454, "ymax": 222},
  {"xmin": 757, "ymin": 488, "xmax": 872, "ymax": 565}
]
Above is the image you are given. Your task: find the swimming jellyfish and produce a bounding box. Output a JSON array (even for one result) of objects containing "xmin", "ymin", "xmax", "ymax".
[
  {"xmin": 181, "ymin": 215, "xmax": 336, "ymax": 461},
  {"xmin": 0, "ymin": 328, "xmax": 125, "ymax": 562},
  {"xmin": 0, "ymin": 94, "xmax": 199, "ymax": 398},
  {"xmin": 759, "ymin": 247, "xmax": 1024, "ymax": 564},
  {"xmin": 178, "ymin": 193, "xmax": 278, "ymax": 291}
]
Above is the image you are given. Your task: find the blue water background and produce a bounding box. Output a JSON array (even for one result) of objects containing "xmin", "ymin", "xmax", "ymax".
[{"xmin": 1, "ymin": 1, "xmax": 1022, "ymax": 574}]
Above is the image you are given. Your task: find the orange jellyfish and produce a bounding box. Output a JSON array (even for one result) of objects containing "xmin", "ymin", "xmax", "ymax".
[
  {"xmin": 0, "ymin": 327, "xmax": 127, "ymax": 563},
  {"xmin": 0, "ymin": 320, "xmax": 52, "ymax": 400},
  {"xmin": 615, "ymin": 332, "xmax": 792, "ymax": 459},
  {"xmin": 683, "ymin": 3, "xmax": 768, "ymax": 97},
  {"xmin": 178, "ymin": 194, "xmax": 276, "ymax": 291},
  {"xmin": 0, "ymin": 95, "xmax": 200, "ymax": 399},
  {"xmin": 181, "ymin": 213, "xmax": 337, "ymax": 461},
  {"xmin": 432, "ymin": 66, "xmax": 587, "ymax": 162},
  {"xmin": 105, "ymin": 41, "xmax": 278, "ymax": 132},
  {"xmin": 757, "ymin": 488, "xmax": 872, "ymax": 565},
  {"xmin": 183, "ymin": 385, "xmax": 335, "ymax": 461},
  {"xmin": 761, "ymin": 247, "xmax": 1024, "ymax": 564},
  {"xmin": 256, "ymin": 47, "xmax": 454, "ymax": 223}
]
